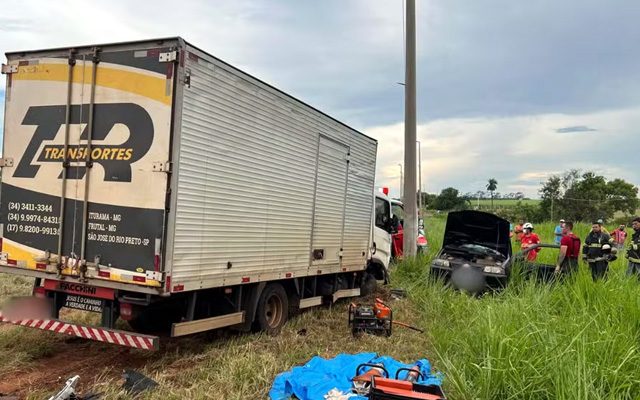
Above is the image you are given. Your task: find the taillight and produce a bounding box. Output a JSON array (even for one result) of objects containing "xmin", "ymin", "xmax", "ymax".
[
  {"xmin": 33, "ymin": 286, "xmax": 46, "ymax": 299},
  {"xmin": 154, "ymin": 238, "xmax": 161, "ymax": 272},
  {"xmin": 0, "ymin": 237, "xmax": 3, "ymax": 251},
  {"xmin": 119, "ymin": 303, "xmax": 133, "ymax": 320}
]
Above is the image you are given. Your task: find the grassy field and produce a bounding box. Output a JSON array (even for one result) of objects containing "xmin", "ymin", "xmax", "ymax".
[{"xmin": 1, "ymin": 217, "xmax": 640, "ymax": 399}]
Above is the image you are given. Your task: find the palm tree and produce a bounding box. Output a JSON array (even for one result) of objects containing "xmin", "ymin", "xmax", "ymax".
[{"xmin": 487, "ymin": 178, "xmax": 498, "ymax": 209}]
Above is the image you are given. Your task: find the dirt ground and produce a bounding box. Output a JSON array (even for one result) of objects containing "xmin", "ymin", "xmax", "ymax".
[
  {"xmin": 0, "ymin": 328, "xmax": 253, "ymax": 398},
  {"xmin": 0, "ymin": 285, "xmax": 429, "ymax": 399},
  {"xmin": 0, "ymin": 339, "xmax": 147, "ymax": 397}
]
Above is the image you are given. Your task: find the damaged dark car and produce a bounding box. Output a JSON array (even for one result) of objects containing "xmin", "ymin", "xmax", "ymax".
[{"xmin": 430, "ymin": 211, "xmax": 512, "ymax": 292}]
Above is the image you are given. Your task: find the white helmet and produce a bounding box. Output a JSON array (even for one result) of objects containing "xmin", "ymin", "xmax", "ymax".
[{"xmin": 523, "ymin": 222, "xmax": 534, "ymax": 230}]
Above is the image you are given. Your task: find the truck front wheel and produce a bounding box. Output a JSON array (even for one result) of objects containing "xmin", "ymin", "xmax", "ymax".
[{"xmin": 255, "ymin": 283, "xmax": 289, "ymax": 334}]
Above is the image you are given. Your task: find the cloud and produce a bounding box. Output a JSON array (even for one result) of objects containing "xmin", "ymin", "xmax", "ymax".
[
  {"xmin": 0, "ymin": 18, "xmax": 31, "ymax": 32},
  {"xmin": 556, "ymin": 126, "xmax": 597, "ymax": 133},
  {"xmin": 366, "ymin": 106, "xmax": 640, "ymax": 198},
  {"xmin": 2, "ymin": 0, "xmax": 640, "ymax": 129}
]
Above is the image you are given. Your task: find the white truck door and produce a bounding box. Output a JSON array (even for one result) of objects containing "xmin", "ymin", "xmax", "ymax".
[
  {"xmin": 372, "ymin": 195, "xmax": 392, "ymax": 269},
  {"xmin": 311, "ymin": 136, "xmax": 349, "ymax": 271}
]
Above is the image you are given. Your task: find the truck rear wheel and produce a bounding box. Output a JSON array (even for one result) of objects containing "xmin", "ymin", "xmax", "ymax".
[{"xmin": 255, "ymin": 283, "xmax": 289, "ymax": 334}]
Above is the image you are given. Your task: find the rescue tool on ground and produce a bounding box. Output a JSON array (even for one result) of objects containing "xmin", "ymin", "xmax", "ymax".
[
  {"xmin": 348, "ymin": 298, "xmax": 423, "ymax": 337},
  {"xmin": 352, "ymin": 363, "xmax": 446, "ymax": 399}
]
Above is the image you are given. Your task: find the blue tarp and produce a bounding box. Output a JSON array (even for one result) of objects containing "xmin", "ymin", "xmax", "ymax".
[{"xmin": 269, "ymin": 353, "xmax": 443, "ymax": 400}]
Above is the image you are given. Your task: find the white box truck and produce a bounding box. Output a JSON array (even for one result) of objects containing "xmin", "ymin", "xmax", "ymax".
[{"xmin": 0, "ymin": 38, "xmax": 380, "ymax": 349}]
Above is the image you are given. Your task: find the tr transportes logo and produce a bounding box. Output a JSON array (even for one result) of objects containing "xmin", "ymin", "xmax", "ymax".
[{"xmin": 13, "ymin": 103, "xmax": 154, "ymax": 182}]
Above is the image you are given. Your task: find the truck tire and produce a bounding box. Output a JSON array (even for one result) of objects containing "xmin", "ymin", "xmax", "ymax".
[{"xmin": 255, "ymin": 283, "xmax": 289, "ymax": 334}]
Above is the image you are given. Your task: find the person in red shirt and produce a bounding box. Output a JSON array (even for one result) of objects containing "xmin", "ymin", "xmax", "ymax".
[
  {"xmin": 521, "ymin": 223, "xmax": 541, "ymax": 261},
  {"xmin": 611, "ymin": 224, "xmax": 627, "ymax": 250},
  {"xmin": 555, "ymin": 221, "xmax": 581, "ymax": 276}
]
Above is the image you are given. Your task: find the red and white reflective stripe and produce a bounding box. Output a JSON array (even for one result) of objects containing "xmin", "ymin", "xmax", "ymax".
[{"xmin": 0, "ymin": 312, "xmax": 157, "ymax": 350}]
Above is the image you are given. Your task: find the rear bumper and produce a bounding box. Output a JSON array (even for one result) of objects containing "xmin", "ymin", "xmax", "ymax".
[{"xmin": 0, "ymin": 312, "xmax": 159, "ymax": 350}]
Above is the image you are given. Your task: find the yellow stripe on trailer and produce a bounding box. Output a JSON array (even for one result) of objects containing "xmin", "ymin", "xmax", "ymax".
[
  {"xmin": 12, "ymin": 63, "xmax": 171, "ymax": 106},
  {"xmin": 2, "ymin": 241, "xmax": 38, "ymax": 268}
]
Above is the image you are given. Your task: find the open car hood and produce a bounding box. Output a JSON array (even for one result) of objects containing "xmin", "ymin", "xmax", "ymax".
[{"xmin": 443, "ymin": 211, "xmax": 512, "ymax": 258}]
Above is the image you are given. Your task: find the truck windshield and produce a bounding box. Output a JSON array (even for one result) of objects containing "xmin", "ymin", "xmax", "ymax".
[{"xmin": 392, "ymin": 204, "xmax": 405, "ymax": 221}]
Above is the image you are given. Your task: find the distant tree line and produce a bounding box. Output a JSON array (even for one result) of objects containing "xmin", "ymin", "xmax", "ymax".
[
  {"xmin": 461, "ymin": 191, "xmax": 527, "ymax": 201},
  {"xmin": 418, "ymin": 170, "xmax": 639, "ymax": 223},
  {"xmin": 539, "ymin": 170, "xmax": 638, "ymax": 223}
]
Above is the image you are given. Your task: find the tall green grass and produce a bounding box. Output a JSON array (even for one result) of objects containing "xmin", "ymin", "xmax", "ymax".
[{"xmin": 395, "ymin": 217, "xmax": 640, "ymax": 399}]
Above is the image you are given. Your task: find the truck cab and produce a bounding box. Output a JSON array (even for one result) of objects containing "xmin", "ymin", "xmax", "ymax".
[
  {"xmin": 390, "ymin": 199, "xmax": 428, "ymax": 259},
  {"xmin": 367, "ymin": 190, "xmax": 429, "ymax": 284},
  {"xmin": 368, "ymin": 190, "xmax": 394, "ymax": 283}
]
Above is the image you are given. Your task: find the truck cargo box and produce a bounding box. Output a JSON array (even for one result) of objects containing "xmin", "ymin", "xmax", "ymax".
[{"xmin": 0, "ymin": 37, "xmax": 377, "ymax": 295}]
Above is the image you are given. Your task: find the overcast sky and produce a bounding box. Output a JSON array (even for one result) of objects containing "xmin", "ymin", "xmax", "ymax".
[{"xmin": 1, "ymin": 0, "xmax": 639, "ymax": 197}]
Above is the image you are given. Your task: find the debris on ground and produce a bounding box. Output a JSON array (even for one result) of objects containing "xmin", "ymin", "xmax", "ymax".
[
  {"xmin": 268, "ymin": 353, "xmax": 443, "ymax": 400},
  {"xmin": 390, "ymin": 288, "xmax": 407, "ymax": 299},
  {"xmin": 122, "ymin": 369, "xmax": 158, "ymax": 396},
  {"xmin": 46, "ymin": 375, "xmax": 102, "ymax": 400},
  {"xmin": 48, "ymin": 375, "xmax": 80, "ymax": 400},
  {"xmin": 324, "ymin": 388, "xmax": 357, "ymax": 399}
]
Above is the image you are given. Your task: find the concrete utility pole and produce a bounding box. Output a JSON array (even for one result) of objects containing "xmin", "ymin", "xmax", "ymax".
[
  {"xmin": 403, "ymin": 0, "xmax": 418, "ymax": 257},
  {"xmin": 398, "ymin": 163, "xmax": 403, "ymax": 199},
  {"xmin": 417, "ymin": 140, "xmax": 422, "ymax": 216}
]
